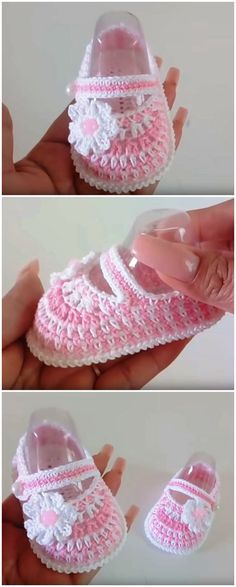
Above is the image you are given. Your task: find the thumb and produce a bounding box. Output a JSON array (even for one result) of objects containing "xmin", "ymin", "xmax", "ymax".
[
  {"xmin": 2, "ymin": 261, "xmax": 44, "ymax": 348},
  {"xmin": 2, "ymin": 104, "xmax": 14, "ymax": 176},
  {"xmin": 132, "ymin": 235, "xmax": 234, "ymax": 313}
]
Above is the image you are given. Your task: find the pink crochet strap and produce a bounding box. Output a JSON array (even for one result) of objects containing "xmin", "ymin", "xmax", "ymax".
[
  {"xmin": 168, "ymin": 478, "xmax": 218, "ymax": 510},
  {"xmin": 13, "ymin": 458, "xmax": 99, "ymax": 501},
  {"xmin": 100, "ymin": 246, "xmax": 158, "ymax": 299},
  {"xmin": 73, "ymin": 74, "xmax": 159, "ymax": 99}
]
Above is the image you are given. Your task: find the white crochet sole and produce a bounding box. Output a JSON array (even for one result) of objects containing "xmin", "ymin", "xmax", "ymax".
[
  {"xmin": 26, "ymin": 313, "xmax": 221, "ymax": 369},
  {"xmin": 144, "ymin": 511, "xmax": 213, "ymax": 555},
  {"xmin": 30, "ymin": 516, "xmax": 127, "ymax": 574}
]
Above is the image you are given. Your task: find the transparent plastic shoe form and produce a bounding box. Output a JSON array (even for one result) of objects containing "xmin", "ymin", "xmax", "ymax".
[
  {"xmin": 12, "ymin": 408, "xmax": 127, "ymax": 573},
  {"xmin": 67, "ymin": 11, "xmax": 175, "ymax": 193},
  {"xmin": 26, "ymin": 209, "xmax": 223, "ymax": 367}
]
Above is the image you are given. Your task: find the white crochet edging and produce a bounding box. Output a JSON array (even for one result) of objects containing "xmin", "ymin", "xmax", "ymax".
[
  {"xmin": 26, "ymin": 312, "xmax": 222, "ymax": 369},
  {"xmin": 78, "ymin": 42, "xmax": 92, "ymax": 79}
]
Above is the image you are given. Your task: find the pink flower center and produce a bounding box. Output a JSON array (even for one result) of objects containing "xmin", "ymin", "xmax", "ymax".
[
  {"xmin": 194, "ymin": 507, "xmax": 205, "ymax": 521},
  {"xmin": 82, "ymin": 117, "xmax": 99, "ymax": 136},
  {"xmin": 40, "ymin": 509, "xmax": 59, "ymax": 527}
]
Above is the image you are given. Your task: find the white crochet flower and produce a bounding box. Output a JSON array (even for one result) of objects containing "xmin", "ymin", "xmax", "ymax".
[
  {"xmin": 23, "ymin": 492, "xmax": 78, "ymax": 546},
  {"xmin": 181, "ymin": 499, "xmax": 213, "ymax": 534},
  {"xmin": 68, "ymin": 99, "xmax": 119, "ymax": 156},
  {"xmin": 62, "ymin": 279, "xmax": 82, "ymax": 307}
]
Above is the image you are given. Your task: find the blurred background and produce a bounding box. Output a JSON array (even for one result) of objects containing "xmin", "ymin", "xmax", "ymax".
[{"xmin": 2, "ymin": 2, "xmax": 234, "ymax": 194}]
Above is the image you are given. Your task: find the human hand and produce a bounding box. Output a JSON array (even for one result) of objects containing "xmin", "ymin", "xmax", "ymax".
[
  {"xmin": 2, "ymin": 57, "xmax": 188, "ymax": 196},
  {"xmin": 3, "ymin": 444, "xmax": 139, "ymax": 585},
  {"xmin": 133, "ymin": 200, "xmax": 234, "ymax": 313},
  {"xmin": 2, "ymin": 262, "xmax": 189, "ymax": 390}
]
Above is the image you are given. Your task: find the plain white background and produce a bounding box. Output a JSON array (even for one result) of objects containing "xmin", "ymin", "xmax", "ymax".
[
  {"xmin": 2, "ymin": 2, "xmax": 234, "ymax": 195},
  {"xmin": 2, "ymin": 391, "xmax": 234, "ymax": 584},
  {"xmin": 2, "ymin": 195, "xmax": 234, "ymax": 389}
]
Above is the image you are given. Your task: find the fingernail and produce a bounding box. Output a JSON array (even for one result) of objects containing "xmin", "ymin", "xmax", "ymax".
[
  {"xmin": 102, "ymin": 444, "xmax": 114, "ymax": 456},
  {"xmin": 113, "ymin": 457, "xmax": 126, "ymax": 474},
  {"xmin": 178, "ymin": 107, "xmax": 188, "ymax": 123},
  {"xmin": 125, "ymin": 505, "xmax": 140, "ymax": 529},
  {"xmin": 168, "ymin": 67, "xmax": 180, "ymax": 82},
  {"xmin": 127, "ymin": 505, "xmax": 140, "ymax": 518},
  {"xmin": 132, "ymin": 235, "xmax": 200, "ymax": 282},
  {"xmin": 16, "ymin": 259, "xmax": 39, "ymax": 282}
]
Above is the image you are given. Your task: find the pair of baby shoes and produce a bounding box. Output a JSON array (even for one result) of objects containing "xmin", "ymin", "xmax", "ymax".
[
  {"xmin": 67, "ymin": 11, "xmax": 175, "ymax": 193},
  {"xmin": 26, "ymin": 209, "xmax": 223, "ymax": 369},
  {"xmin": 12, "ymin": 410, "xmax": 220, "ymax": 574}
]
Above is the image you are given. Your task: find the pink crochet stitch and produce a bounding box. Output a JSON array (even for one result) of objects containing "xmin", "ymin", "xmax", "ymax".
[
  {"xmin": 12, "ymin": 414, "xmax": 127, "ymax": 574},
  {"xmin": 144, "ymin": 455, "xmax": 220, "ymax": 554},
  {"xmin": 68, "ymin": 12, "xmax": 175, "ymax": 193},
  {"xmin": 26, "ymin": 242, "xmax": 223, "ymax": 368}
]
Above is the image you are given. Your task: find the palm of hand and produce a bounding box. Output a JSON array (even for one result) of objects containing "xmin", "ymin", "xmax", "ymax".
[
  {"xmin": 5, "ymin": 341, "xmax": 103, "ymax": 390},
  {"xmin": 4, "ymin": 522, "xmax": 74, "ymax": 586},
  {"xmin": 3, "ymin": 58, "xmax": 187, "ymax": 196},
  {"xmin": 4, "ymin": 335, "xmax": 189, "ymax": 391}
]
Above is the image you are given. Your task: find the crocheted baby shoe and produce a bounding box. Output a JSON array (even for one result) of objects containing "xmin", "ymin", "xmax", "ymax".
[
  {"xmin": 144, "ymin": 454, "xmax": 220, "ymax": 554},
  {"xmin": 26, "ymin": 244, "xmax": 223, "ymax": 368},
  {"xmin": 68, "ymin": 12, "xmax": 175, "ymax": 193},
  {"xmin": 12, "ymin": 410, "xmax": 127, "ymax": 573}
]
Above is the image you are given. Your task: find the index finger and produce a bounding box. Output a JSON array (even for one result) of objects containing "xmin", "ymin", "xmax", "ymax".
[{"xmin": 2, "ymin": 494, "xmax": 24, "ymax": 527}]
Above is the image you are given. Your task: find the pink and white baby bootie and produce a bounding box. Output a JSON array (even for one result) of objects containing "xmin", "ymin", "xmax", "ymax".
[
  {"xmin": 144, "ymin": 453, "xmax": 220, "ymax": 554},
  {"xmin": 67, "ymin": 12, "xmax": 175, "ymax": 193},
  {"xmin": 26, "ymin": 209, "xmax": 223, "ymax": 368},
  {"xmin": 12, "ymin": 409, "xmax": 127, "ymax": 573}
]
